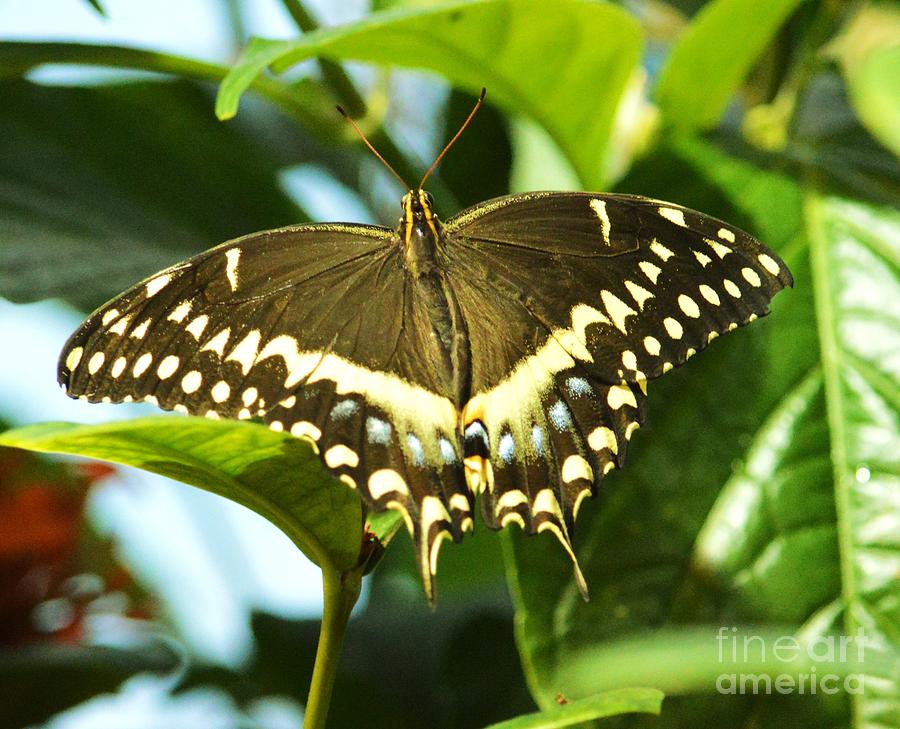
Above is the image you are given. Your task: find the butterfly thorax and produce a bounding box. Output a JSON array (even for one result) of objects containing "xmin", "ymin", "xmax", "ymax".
[{"xmin": 399, "ymin": 189, "xmax": 471, "ymax": 406}]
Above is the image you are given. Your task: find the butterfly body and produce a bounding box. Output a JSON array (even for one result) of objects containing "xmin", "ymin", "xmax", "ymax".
[{"xmin": 58, "ymin": 189, "xmax": 792, "ymax": 601}]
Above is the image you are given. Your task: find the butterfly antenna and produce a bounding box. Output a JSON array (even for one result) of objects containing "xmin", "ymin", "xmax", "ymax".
[
  {"xmin": 336, "ymin": 105, "xmax": 410, "ymax": 190},
  {"xmin": 419, "ymin": 87, "xmax": 486, "ymax": 189}
]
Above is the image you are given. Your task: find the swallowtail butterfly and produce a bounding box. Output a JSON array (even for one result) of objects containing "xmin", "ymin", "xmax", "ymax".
[{"xmin": 58, "ymin": 91, "xmax": 792, "ymax": 601}]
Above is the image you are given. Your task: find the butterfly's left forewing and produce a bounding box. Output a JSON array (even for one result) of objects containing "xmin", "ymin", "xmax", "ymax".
[{"xmin": 58, "ymin": 223, "xmax": 472, "ymax": 600}]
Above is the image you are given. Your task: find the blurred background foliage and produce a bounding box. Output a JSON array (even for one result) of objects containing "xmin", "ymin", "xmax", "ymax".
[{"xmin": 0, "ymin": 0, "xmax": 897, "ymax": 727}]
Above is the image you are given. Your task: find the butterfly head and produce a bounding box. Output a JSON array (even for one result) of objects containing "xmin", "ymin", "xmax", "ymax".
[
  {"xmin": 401, "ymin": 188, "xmax": 441, "ymax": 237},
  {"xmin": 400, "ymin": 189, "xmax": 443, "ymax": 273}
]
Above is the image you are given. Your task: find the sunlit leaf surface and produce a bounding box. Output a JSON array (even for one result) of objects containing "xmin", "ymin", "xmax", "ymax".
[{"xmin": 217, "ymin": 0, "xmax": 641, "ymax": 188}]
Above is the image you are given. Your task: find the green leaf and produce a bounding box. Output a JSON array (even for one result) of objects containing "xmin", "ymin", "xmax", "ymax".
[
  {"xmin": 806, "ymin": 192, "xmax": 900, "ymax": 727},
  {"xmin": 484, "ymin": 687, "xmax": 663, "ymax": 729},
  {"xmin": 0, "ymin": 78, "xmax": 307, "ymax": 311},
  {"xmin": 0, "ymin": 41, "xmax": 330, "ymax": 130},
  {"xmin": 505, "ymin": 137, "xmax": 900, "ymax": 726},
  {"xmin": 216, "ymin": 0, "xmax": 642, "ymax": 188},
  {"xmin": 0, "ymin": 417, "xmax": 363, "ymax": 572},
  {"xmin": 655, "ymin": 0, "xmax": 807, "ymax": 131},
  {"xmin": 828, "ymin": 3, "xmax": 900, "ymax": 158}
]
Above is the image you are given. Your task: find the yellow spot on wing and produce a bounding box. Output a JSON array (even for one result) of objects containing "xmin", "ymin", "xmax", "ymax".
[
  {"xmin": 607, "ymin": 384, "xmax": 637, "ymax": 409},
  {"xmin": 588, "ymin": 426, "xmax": 617, "ymax": 454},
  {"xmin": 717, "ymin": 227, "xmax": 736, "ymax": 243},
  {"xmin": 742, "ymin": 267, "xmax": 762, "ymax": 287},
  {"xmin": 533, "ymin": 488, "xmax": 564, "ymax": 517},
  {"xmin": 693, "ymin": 250, "xmax": 712, "ymax": 267},
  {"xmin": 650, "ymin": 240, "xmax": 675, "ymax": 261},
  {"xmin": 639, "ymin": 260, "xmax": 662, "ymax": 284},
  {"xmin": 758, "ymin": 254, "xmax": 780, "ymax": 275},
  {"xmin": 87, "ymin": 351, "xmax": 105, "ymax": 374},
  {"xmin": 202, "ymin": 328, "xmax": 231, "ymax": 357},
  {"xmin": 562, "ymin": 454, "xmax": 593, "ymax": 483},
  {"xmin": 705, "ymin": 238, "xmax": 731, "ymax": 258},
  {"xmin": 678, "ymin": 294, "xmax": 701, "ymax": 318},
  {"xmin": 211, "ymin": 380, "xmax": 231, "ymax": 403},
  {"xmin": 290, "ymin": 421, "xmax": 322, "ymax": 442},
  {"xmin": 699, "ymin": 285, "xmax": 720, "ymax": 305},
  {"xmin": 181, "ymin": 370, "xmax": 202, "ymax": 393},
  {"xmin": 186, "ymin": 315, "xmax": 209, "ymax": 340},
  {"xmin": 225, "ymin": 330, "xmax": 261, "ymax": 375},
  {"xmin": 130, "ymin": 320, "xmax": 150, "ymax": 339},
  {"xmin": 146, "ymin": 274, "xmax": 171, "ymax": 297},
  {"xmin": 589, "ymin": 198, "xmax": 611, "ymax": 244},
  {"xmin": 168, "ymin": 301, "xmax": 192, "ymax": 323},
  {"xmin": 325, "ymin": 444, "xmax": 359, "ymax": 469},
  {"xmin": 225, "ymin": 248, "xmax": 241, "ymax": 291},
  {"xmin": 601, "ymin": 290, "xmax": 636, "ymax": 334},
  {"xmin": 624, "ymin": 280, "xmax": 654, "ymax": 310},
  {"xmin": 157, "ymin": 355, "xmax": 180, "ymax": 379},
  {"xmin": 66, "ymin": 347, "xmax": 83, "ymax": 371},
  {"xmin": 497, "ymin": 490, "xmax": 528, "ymax": 511},
  {"xmin": 664, "ymin": 317, "xmax": 683, "ymax": 339},
  {"xmin": 658, "ymin": 207, "xmax": 687, "ymax": 227},
  {"xmin": 132, "ymin": 352, "xmax": 152, "ymax": 377},
  {"xmin": 369, "ymin": 469, "xmax": 410, "ymax": 499}
]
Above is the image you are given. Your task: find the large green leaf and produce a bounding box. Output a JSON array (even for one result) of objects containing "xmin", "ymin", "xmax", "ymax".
[
  {"xmin": 0, "ymin": 78, "xmax": 308, "ymax": 311},
  {"xmin": 216, "ymin": 0, "xmax": 642, "ymax": 189},
  {"xmin": 655, "ymin": 0, "xmax": 807, "ymax": 130},
  {"xmin": 0, "ymin": 417, "xmax": 363, "ymax": 572},
  {"xmin": 805, "ymin": 192, "xmax": 900, "ymax": 728},
  {"xmin": 504, "ymin": 137, "xmax": 899, "ymax": 726}
]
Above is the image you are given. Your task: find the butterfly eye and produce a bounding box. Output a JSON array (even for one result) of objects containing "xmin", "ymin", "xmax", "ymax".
[{"xmin": 423, "ymin": 192, "xmax": 434, "ymax": 208}]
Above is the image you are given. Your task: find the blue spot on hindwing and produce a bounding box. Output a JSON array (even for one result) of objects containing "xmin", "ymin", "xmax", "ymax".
[
  {"xmin": 406, "ymin": 433, "xmax": 425, "ymax": 466},
  {"xmin": 531, "ymin": 425, "xmax": 545, "ymax": 454},
  {"xmin": 366, "ymin": 416, "xmax": 392, "ymax": 445},
  {"xmin": 330, "ymin": 399, "xmax": 358, "ymax": 421},
  {"xmin": 566, "ymin": 376, "xmax": 592, "ymax": 397},
  {"xmin": 439, "ymin": 438, "xmax": 458, "ymax": 464},
  {"xmin": 499, "ymin": 432, "xmax": 515, "ymax": 464},
  {"xmin": 549, "ymin": 400, "xmax": 572, "ymax": 431}
]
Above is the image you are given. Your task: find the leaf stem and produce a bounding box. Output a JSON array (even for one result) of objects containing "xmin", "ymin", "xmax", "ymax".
[
  {"xmin": 279, "ymin": 0, "xmax": 367, "ymax": 118},
  {"xmin": 304, "ymin": 564, "xmax": 362, "ymax": 729}
]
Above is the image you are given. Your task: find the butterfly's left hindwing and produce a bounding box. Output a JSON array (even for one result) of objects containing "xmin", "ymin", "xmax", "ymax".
[{"xmin": 58, "ymin": 224, "xmax": 473, "ymax": 600}]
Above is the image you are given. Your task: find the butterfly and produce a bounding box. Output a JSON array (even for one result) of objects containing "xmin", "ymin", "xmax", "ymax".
[{"xmin": 57, "ymin": 90, "xmax": 792, "ymax": 601}]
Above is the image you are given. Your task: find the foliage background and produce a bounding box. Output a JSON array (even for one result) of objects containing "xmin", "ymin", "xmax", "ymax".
[{"xmin": 0, "ymin": 0, "xmax": 897, "ymax": 727}]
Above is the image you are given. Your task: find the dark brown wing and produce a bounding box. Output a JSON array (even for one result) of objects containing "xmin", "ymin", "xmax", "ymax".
[
  {"xmin": 58, "ymin": 223, "xmax": 472, "ymax": 599},
  {"xmin": 443, "ymin": 192, "xmax": 792, "ymax": 592}
]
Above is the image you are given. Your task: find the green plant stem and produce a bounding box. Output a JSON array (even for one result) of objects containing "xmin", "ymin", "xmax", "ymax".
[
  {"xmin": 279, "ymin": 0, "xmax": 367, "ymax": 118},
  {"xmin": 274, "ymin": 0, "xmax": 456, "ymax": 204},
  {"xmin": 304, "ymin": 565, "xmax": 362, "ymax": 729}
]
